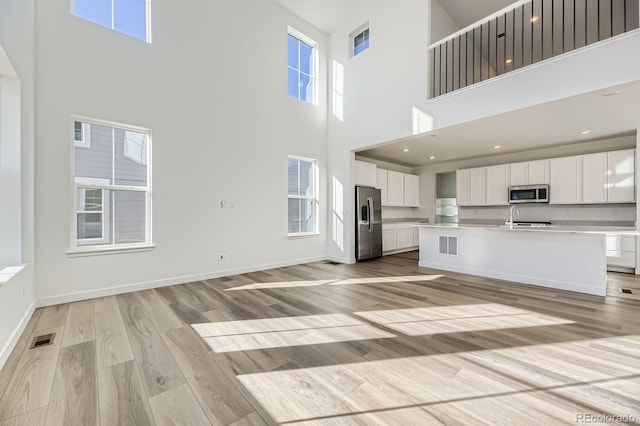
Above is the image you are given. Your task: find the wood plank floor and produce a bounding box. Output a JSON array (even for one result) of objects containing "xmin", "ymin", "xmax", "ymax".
[{"xmin": 1, "ymin": 251, "xmax": 639, "ymax": 425}]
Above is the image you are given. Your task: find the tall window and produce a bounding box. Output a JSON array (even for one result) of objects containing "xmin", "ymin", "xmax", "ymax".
[
  {"xmin": 287, "ymin": 28, "xmax": 318, "ymax": 104},
  {"xmin": 72, "ymin": 119, "xmax": 151, "ymax": 251},
  {"xmin": 72, "ymin": 0, "xmax": 150, "ymax": 42},
  {"xmin": 288, "ymin": 156, "xmax": 318, "ymax": 236}
]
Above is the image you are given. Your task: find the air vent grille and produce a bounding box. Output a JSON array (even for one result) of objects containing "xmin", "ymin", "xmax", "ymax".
[
  {"xmin": 439, "ymin": 236, "xmax": 458, "ymax": 256},
  {"xmin": 30, "ymin": 333, "xmax": 56, "ymax": 349},
  {"xmin": 620, "ymin": 288, "xmax": 633, "ymax": 294}
]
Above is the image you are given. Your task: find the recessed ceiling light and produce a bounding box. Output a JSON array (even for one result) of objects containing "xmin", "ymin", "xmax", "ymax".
[
  {"xmin": 506, "ymin": 59, "xmax": 512, "ymax": 64},
  {"xmin": 402, "ymin": 147, "xmax": 410, "ymax": 152},
  {"xmin": 429, "ymin": 155, "xmax": 436, "ymax": 160},
  {"xmin": 580, "ymin": 129, "xmax": 592, "ymax": 135},
  {"xmin": 493, "ymin": 145, "xmax": 502, "ymax": 149},
  {"xmin": 601, "ymin": 90, "xmax": 620, "ymax": 97},
  {"xmin": 530, "ymin": 16, "xmax": 539, "ymax": 22}
]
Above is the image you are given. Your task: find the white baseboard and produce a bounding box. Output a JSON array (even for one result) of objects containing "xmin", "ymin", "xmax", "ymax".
[
  {"xmin": 0, "ymin": 301, "xmax": 36, "ymax": 371},
  {"xmin": 36, "ymin": 256, "xmax": 327, "ymax": 308},
  {"xmin": 418, "ymin": 261, "xmax": 606, "ymax": 297},
  {"xmin": 326, "ymin": 255, "xmax": 355, "ymax": 264}
]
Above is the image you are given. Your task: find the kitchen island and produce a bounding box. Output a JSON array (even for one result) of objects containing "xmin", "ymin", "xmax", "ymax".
[{"xmin": 415, "ymin": 224, "xmax": 638, "ymax": 296}]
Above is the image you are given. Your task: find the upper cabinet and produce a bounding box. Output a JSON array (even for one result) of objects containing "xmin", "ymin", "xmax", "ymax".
[
  {"xmin": 485, "ymin": 164, "xmax": 509, "ymax": 205},
  {"xmin": 550, "ymin": 155, "xmax": 583, "ymax": 204},
  {"xmin": 354, "ymin": 160, "xmax": 377, "ymax": 187},
  {"xmin": 510, "ymin": 160, "xmax": 550, "ymax": 185},
  {"xmin": 404, "ymin": 174, "xmax": 420, "ymax": 207},
  {"xmin": 376, "ymin": 167, "xmax": 420, "ymax": 207},
  {"xmin": 456, "ymin": 169, "xmax": 471, "ymax": 206},
  {"xmin": 376, "ymin": 169, "xmax": 388, "ymax": 205},
  {"xmin": 457, "ymin": 167, "xmax": 485, "ymax": 206},
  {"xmin": 607, "ymin": 149, "xmax": 636, "ymax": 203},
  {"xmin": 387, "ymin": 171, "xmax": 405, "ymax": 206},
  {"xmin": 457, "ymin": 149, "xmax": 634, "ymax": 207},
  {"xmin": 580, "ymin": 149, "xmax": 635, "ymax": 204}
]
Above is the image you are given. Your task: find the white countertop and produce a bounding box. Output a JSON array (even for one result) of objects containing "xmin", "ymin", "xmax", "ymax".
[{"xmin": 414, "ymin": 223, "xmax": 639, "ymax": 235}]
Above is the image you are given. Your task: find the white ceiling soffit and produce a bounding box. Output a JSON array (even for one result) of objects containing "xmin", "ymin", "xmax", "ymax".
[
  {"xmin": 356, "ymin": 81, "xmax": 640, "ymax": 167},
  {"xmin": 437, "ymin": 0, "xmax": 518, "ymax": 29},
  {"xmin": 272, "ymin": 0, "xmax": 369, "ymax": 34}
]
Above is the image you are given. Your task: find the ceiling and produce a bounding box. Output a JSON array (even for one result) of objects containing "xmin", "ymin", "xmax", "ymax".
[
  {"xmin": 356, "ymin": 81, "xmax": 640, "ymax": 167},
  {"xmin": 437, "ymin": 0, "xmax": 515, "ymax": 29},
  {"xmin": 272, "ymin": 0, "xmax": 508, "ymax": 35}
]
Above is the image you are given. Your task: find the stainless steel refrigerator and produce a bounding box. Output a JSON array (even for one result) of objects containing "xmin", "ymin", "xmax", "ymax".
[{"xmin": 356, "ymin": 186, "xmax": 382, "ymax": 261}]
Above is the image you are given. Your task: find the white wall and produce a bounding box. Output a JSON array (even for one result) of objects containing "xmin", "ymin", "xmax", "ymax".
[
  {"xmin": 0, "ymin": 0, "xmax": 36, "ymax": 368},
  {"xmin": 415, "ymin": 134, "xmax": 637, "ymax": 224},
  {"xmin": 327, "ymin": 0, "xmax": 429, "ymax": 262},
  {"xmin": 430, "ymin": 0, "xmax": 460, "ymax": 44},
  {"xmin": 34, "ymin": 0, "xmax": 329, "ymax": 303}
]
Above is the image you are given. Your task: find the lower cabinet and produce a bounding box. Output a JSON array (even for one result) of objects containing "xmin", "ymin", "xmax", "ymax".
[
  {"xmin": 382, "ymin": 223, "xmax": 419, "ymax": 253},
  {"xmin": 606, "ymin": 234, "xmax": 637, "ymax": 270},
  {"xmin": 382, "ymin": 225, "xmax": 397, "ymax": 252}
]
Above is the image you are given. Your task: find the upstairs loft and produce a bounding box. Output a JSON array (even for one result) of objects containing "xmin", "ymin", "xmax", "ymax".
[{"xmin": 429, "ymin": 0, "xmax": 640, "ymax": 99}]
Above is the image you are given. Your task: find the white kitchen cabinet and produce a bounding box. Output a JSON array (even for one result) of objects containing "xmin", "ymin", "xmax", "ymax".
[
  {"xmin": 387, "ymin": 171, "xmax": 405, "ymax": 206},
  {"xmin": 582, "ymin": 152, "xmax": 607, "ymax": 204},
  {"xmin": 412, "ymin": 225, "xmax": 420, "ymax": 246},
  {"xmin": 396, "ymin": 224, "xmax": 414, "ymax": 249},
  {"xmin": 376, "ymin": 169, "xmax": 388, "ymax": 206},
  {"xmin": 456, "ymin": 169, "xmax": 471, "ymax": 206},
  {"xmin": 509, "ymin": 162, "xmax": 528, "ymax": 186},
  {"xmin": 510, "ymin": 160, "xmax": 549, "ymax": 185},
  {"xmin": 354, "ymin": 160, "xmax": 377, "ymax": 187},
  {"xmin": 550, "ymin": 156, "xmax": 582, "ymax": 204},
  {"xmin": 403, "ymin": 174, "xmax": 420, "ymax": 207},
  {"xmin": 468, "ymin": 167, "xmax": 486, "ymax": 206},
  {"xmin": 606, "ymin": 234, "xmax": 636, "ymax": 269},
  {"xmin": 382, "ymin": 224, "xmax": 397, "ymax": 252},
  {"xmin": 607, "ymin": 149, "xmax": 635, "ymax": 203},
  {"xmin": 485, "ymin": 164, "xmax": 509, "ymax": 205}
]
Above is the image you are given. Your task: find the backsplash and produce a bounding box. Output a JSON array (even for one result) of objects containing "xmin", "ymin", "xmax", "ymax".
[{"xmin": 459, "ymin": 204, "xmax": 636, "ymax": 227}]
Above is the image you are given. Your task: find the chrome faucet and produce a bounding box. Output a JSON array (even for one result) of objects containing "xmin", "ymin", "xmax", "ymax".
[{"xmin": 506, "ymin": 205, "xmax": 520, "ymax": 229}]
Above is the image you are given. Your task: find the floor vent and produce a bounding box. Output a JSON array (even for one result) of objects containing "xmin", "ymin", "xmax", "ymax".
[
  {"xmin": 30, "ymin": 333, "xmax": 56, "ymax": 349},
  {"xmin": 619, "ymin": 288, "xmax": 633, "ymax": 294},
  {"xmin": 325, "ymin": 261, "xmax": 341, "ymax": 265}
]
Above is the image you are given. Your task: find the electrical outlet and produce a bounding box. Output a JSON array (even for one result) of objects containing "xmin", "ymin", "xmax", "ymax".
[
  {"xmin": 216, "ymin": 253, "xmax": 224, "ymax": 261},
  {"xmin": 219, "ymin": 200, "xmax": 226, "ymax": 208},
  {"xmin": 613, "ymin": 208, "xmax": 618, "ymax": 216}
]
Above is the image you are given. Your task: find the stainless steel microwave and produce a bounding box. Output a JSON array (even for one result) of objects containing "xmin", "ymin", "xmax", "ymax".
[{"xmin": 509, "ymin": 184, "xmax": 549, "ymax": 204}]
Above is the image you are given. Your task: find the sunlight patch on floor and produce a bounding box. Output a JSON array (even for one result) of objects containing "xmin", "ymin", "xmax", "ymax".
[
  {"xmin": 355, "ymin": 303, "xmax": 574, "ymax": 336},
  {"xmin": 237, "ymin": 335, "xmax": 640, "ymax": 424},
  {"xmin": 192, "ymin": 313, "xmax": 396, "ymax": 353},
  {"xmin": 224, "ymin": 275, "xmax": 444, "ymax": 291}
]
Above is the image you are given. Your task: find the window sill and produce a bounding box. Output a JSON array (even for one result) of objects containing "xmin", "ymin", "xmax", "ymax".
[
  {"xmin": 287, "ymin": 232, "xmax": 320, "ymax": 239},
  {"xmin": 0, "ymin": 265, "xmax": 26, "ymax": 286},
  {"xmin": 66, "ymin": 244, "xmax": 156, "ymax": 257}
]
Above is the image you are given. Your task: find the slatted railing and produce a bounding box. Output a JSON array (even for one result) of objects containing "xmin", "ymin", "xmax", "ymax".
[{"xmin": 429, "ymin": 0, "xmax": 640, "ymax": 98}]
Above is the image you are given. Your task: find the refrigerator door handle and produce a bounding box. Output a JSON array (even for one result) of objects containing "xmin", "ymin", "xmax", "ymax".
[{"xmin": 368, "ymin": 197, "xmax": 374, "ymax": 232}]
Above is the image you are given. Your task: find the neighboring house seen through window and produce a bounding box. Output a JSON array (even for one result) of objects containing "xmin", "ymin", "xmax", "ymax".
[
  {"xmin": 287, "ymin": 28, "xmax": 318, "ymax": 104},
  {"xmin": 72, "ymin": 0, "xmax": 150, "ymax": 42},
  {"xmin": 288, "ymin": 156, "xmax": 318, "ymax": 235},
  {"xmin": 72, "ymin": 119, "xmax": 151, "ymax": 251}
]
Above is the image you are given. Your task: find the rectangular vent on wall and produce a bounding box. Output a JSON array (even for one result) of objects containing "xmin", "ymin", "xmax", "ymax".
[{"xmin": 439, "ymin": 236, "xmax": 458, "ymax": 256}]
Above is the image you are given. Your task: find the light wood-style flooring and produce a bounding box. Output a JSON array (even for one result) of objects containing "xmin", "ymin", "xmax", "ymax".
[{"xmin": 1, "ymin": 251, "xmax": 639, "ymax": 425}]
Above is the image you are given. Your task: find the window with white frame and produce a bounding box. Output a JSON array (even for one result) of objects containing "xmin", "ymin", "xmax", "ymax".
[
  {"xmin": 350, "ymin": 23, "xmax": 370, "ymax": 57},
  {"xmin": 288, "ymin": 156, "xmax": 318, "ymax": 235},
  {"xmin": 72, "ymin": 119, "xmax": 151, "ymax": 250},
  {"xmin": 287, "ymin": 28, "xmax": 318, "ymax": 104},
  {"xmin": 72, "ymin": 0, "xmax": 150, "ymax": 42}
]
